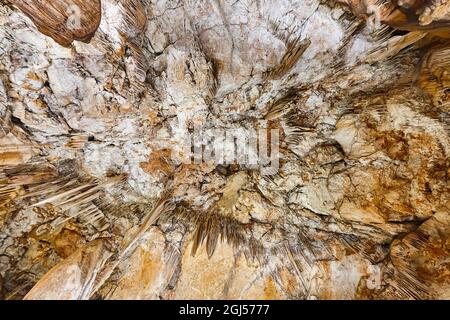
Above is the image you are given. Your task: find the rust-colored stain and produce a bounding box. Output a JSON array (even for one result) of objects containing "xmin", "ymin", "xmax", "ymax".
[
  {"xmin": 0, "ymin": 151, "xmax": 23, "ymax": 165},
  {"xmin": 278, "ymin": 267, "xmax": 298, "ymax": 295},
  {"xmin": 417, "ymin": 44, "xmax": 450, "ymax": 108},
  {"xmin": 137, "ymin": 248, "xmax": 160, "ymax": 288},
  {"xmin": 11, "ymin": 0, "xmax": 102, "ymax": 47},
  {"xmin": 389, "ymin": 213, "xmax": 450, "ymax": 299}
]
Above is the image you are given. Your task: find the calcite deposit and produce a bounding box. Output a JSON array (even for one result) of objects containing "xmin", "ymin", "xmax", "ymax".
[{"xmin": 0, "ymin": 0, "xmax": 449, "ymax": 300}]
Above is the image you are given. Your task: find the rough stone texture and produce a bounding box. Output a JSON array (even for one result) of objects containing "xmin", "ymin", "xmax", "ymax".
[
  {"xmin": 0, "ymin": 0, "xmax": 449, "ymax": 300},
  {"xmin": 9, "ymin": 0, "xmax": 102, "ymax": 47}
]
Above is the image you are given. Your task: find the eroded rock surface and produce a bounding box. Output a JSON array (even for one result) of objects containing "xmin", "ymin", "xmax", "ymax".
[{"xmin": 0, "ymin": 0, "xmax": 449, "ymax": 300}]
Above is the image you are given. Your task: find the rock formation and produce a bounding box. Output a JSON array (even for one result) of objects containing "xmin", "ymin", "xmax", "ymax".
[{"xmin": 0, "ymin": 0, "xmax": 448, "ymax": 300}]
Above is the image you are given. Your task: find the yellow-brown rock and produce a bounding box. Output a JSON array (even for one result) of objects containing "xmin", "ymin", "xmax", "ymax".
[
  {"xmin": 24, "ymin": 240, "xmax": 110, "ymax": 300},
  {"xmin": 11, "ymin": 0, "xmax": 101, "ymax": 47},
  {"xmin": 0, "ymin": 0, "xmax": 448, "ymax": 301}
]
